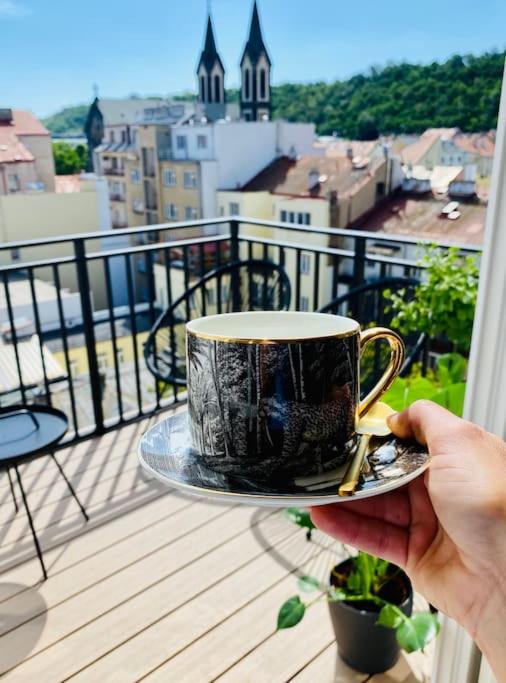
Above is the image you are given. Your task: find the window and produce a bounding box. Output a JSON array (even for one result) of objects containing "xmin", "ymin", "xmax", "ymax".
[
  {"xmin": 97, "ymin": 353, "xmax": 108, "ymax": 372},
  {"xmin": 7, "ymin": 174, "xmax": 20, "ymax": 192},
  {"xmin": 121, "ymin": 130, "xmax": 127, "ymax": 144},
  {"xmin": 244, "ymin": 68, "xmax": 251, "ymax": 99},
  {"xmin": 164, "ymin": 203, "xmax": 178, "ymax": 220},
  {"xmin": 303, "ymin": 213, "xmax": 311, "ymax": 225},
  {"xmin": 280, "ymin": 210, "xmax": 287, "ymax": 222},
  {"xmin": 176, "ymin": 135, "xmax": 187, "ymax": 150},
  {"xmin": 185, "ymin": 206, "xmax": 198, "ymax": 220},
  {"xmin": 300, "ymin": 253, "xmax": 311, "ymax": 275},
  {"xmin": 214, "ymin": 74, "xmax": 221, "ymax": 102},
  {"xmin": 197, "ymin": 135, "xmax": 207, "ymax": 149},
  {"xmin": 260, "ymin": 68, "xmax": 266, "ymax": 99},
  {"xmin": 110, "ymin": 130, "xmax": 115, "ymax": 143},
  {"xmin": 288, "ymin": 212, "xmax": 295, "ymax": 223},
  {"xmin": 184, "ymin": 172, "xmax": 198, "ymax": 189},
  {"xmin": 130, "ymin": 168, "xmax": 141, "ymax": 184},
  {"xmin": 163, "ymin": 168, "xmax": 177, "ymax": 187},
  {"xmin": 200, "ymin": 75, "xmax": 206, "ymax": 101},
  {"xmin": 299, "ymin": 296, "xmax": 310, "ymax": 312},
  {"xmin": 229, "ymin": 202, "xmax": 240, "ymax": 216},
  {"xmin": 115, "ymin": 348, "xmax": 125, "ymax": 365}
]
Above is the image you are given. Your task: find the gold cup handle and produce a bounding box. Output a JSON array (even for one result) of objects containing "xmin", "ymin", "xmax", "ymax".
[{"xmin": 358, "ymin": 327, "xmax": 405, "ymax": 418}]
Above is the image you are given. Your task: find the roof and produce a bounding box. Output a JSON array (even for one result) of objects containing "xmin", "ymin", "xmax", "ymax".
[
  {"xmin": 240, "ymin": 155, "xmax": 385, "ymax": 199},
  {"xmin": 453, "ymin": 131, "xmax": 496, "ymax": 158},
  {"xmin": 401, "ymin": 128, "xmax": 459, "ymax": 166},
  {"xmin": 0, "ymin": 277, "xmax": 76, "ymax": 310},
  {"xmin": 0, "ymin": 336, "xmax": 64, "ymax": 394},
  {"xmin": 355, "ymin": 193, "xmax": 486, "ymax": 246},
  {"xmin": 197, "ymin": 15, "xmax": 225, "ymax": 73},
  {"xmin": 55, "ymin": 175, "xmax": 81, "ymax": 193},
  {"xmin": 97, "ymin": 99, "xmax": 168, "ymax": 126},
  {"xmin": 315, "ymin": 138, "xmax": 380, "ymax": 159},
  {"xmin": 0, "ymin": 129, "xmax": 34, "ymax": 164},
  {"xmin": 240, "ymin": 1, "xmax": 271, "ymax": 66},
  {"xmin": 0, "ymin": 109, "xmax": 50, "ymax": 137}
]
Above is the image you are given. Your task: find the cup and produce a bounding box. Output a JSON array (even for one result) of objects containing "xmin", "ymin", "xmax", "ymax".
[{"xmin": 186, "ymin": 311, "xmax": 404, "ymax": 480}]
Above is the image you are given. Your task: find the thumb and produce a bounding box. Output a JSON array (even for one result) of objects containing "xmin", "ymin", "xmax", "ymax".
[{"xmin": 386, "ymin": 399, "xmax": 463, "ymax": 448}]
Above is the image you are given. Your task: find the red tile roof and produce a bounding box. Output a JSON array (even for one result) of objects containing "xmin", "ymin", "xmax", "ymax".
[
  {"xmin": 453, "ymin": 132, "xmax": 495, "ymax": 158},
  {"xmin": 6, "ymin": 110, "xmax": 50, "ymax": 136},
  {"xmin": 0, "ymin": 129, "xmax": 34, "ymax": 164},
  {"xmin": 240, "ymin": 155, "xmax": 384, "ymax": 199}
]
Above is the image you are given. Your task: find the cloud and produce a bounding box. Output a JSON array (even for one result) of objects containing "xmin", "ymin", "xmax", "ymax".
[{"xmin": 0, "ymin": 1, "xmax": 31, "ymax": 17}]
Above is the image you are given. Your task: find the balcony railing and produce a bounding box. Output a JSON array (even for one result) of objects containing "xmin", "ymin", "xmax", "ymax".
[
  {"xmin": 104, "ymin": 168, "xmax": 125, "ymax": 176},
  {"xmin": 0, "ymin": 217, "xmax": 480, "ymax": 448}
]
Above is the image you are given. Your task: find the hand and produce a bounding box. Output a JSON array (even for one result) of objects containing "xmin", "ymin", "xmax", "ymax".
[{"xmin": 311, "ymin": 401, "xmax": 506, "ymax": 681}]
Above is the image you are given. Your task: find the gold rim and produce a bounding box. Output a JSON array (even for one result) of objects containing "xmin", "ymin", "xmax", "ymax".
[{"xmin": 186, "ymin": 327, "xmax": 359, "ymax": 344}]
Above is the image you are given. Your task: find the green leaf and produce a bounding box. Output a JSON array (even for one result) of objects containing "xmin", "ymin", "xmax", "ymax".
[
  {"xmin": 396, "ymin": 613, "xmax": 441, "ymax": 653},
  {"xmin": 376, "ymin": 604, "xmax": 405, "ymax": 629},
  {"xmin": 284, "ymin": 508, "xmax": 315, "ymax": 530},
  {"xmin": 277, "ymin": 596, "xmax": 306, "ymax": 630},
  {"xmin": 297, "ymin": 575, "xmax": 321, "ymax": 592}
]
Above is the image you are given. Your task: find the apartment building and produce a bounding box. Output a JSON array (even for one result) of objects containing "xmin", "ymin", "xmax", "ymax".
[{"xmin": 0, "ymin": 108, "xmax": 55, "ymax": 194}]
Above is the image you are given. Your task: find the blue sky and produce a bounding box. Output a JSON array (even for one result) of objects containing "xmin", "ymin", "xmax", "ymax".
[{"xmin": 2, "ymin": 0, "xmax": 505, "ymax": 118}]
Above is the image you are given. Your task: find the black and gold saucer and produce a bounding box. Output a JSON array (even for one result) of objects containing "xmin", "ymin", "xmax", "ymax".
[{"xmin": 138, "ymin": 411, "xmax": 430, "ymax": 507}]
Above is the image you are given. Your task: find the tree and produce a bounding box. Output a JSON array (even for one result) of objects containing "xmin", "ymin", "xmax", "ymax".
[{"xmin": 52, "ymin": 142, "xmax": 88, "ymax": 175}]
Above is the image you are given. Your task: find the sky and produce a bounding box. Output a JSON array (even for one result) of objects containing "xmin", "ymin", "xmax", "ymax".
[{"xmin": 2, "ymin": 0, "xmax": 505, "ymax": 118}]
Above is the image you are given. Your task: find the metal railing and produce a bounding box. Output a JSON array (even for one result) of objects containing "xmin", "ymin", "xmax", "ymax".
[{"xmin": 0, "ymin": 216, "xmax": 480, "ymax": 447}]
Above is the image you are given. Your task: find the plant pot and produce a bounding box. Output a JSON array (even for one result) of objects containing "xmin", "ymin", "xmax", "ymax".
[{"xmin": 327, "ymin": 558, "xmax": 413, "ymax": 675}]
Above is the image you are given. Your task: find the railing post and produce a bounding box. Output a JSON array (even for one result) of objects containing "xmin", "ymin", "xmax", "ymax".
[
  {"xmin": 352, "ymin": 236, "xmax": 366, "ymax": 288},
  {"xmin": 74, "ymin": 239, "xmax": 105, "ymax": 434},
  {"xmin": 230, "ymin": 219, "xmax": 241, "ymax": 311}
]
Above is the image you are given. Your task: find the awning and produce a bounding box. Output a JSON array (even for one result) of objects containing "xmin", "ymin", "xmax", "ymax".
[{"xmin": 0, "ymin": 336, "xmax": 65, "ymax": 394}]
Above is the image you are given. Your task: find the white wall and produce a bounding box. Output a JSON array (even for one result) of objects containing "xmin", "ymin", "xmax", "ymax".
[
  {"xmin": 276, "ymin": 121, "xmax": 315, "ymax": 156},
  {"xmin": 214, "ymin": 121, "xmax": 277, "ymax": 188},
  {"xmin": 200, "ymin": 160, "xmax": 219, "ymax": 224}
]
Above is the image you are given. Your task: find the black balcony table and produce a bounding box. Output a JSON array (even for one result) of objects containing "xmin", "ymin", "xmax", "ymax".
[{"xmin": 0, "ymin": 405, "xmax": 88, "ymax": 580}]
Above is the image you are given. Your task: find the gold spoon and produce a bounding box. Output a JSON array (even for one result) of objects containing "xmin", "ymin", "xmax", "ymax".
[{"xmin": 338, "ymin": 402, "xmax": 396, "ymax": 497}]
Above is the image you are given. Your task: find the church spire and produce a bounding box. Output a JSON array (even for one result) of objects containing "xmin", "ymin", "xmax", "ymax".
[
  {"xmin": 240, "ymin": 1, "xmax": 272, "ymax": 121},
  {"xmin": 241, "ymin": 1, "xmax": 271, "ymax": 68},
  {"xmin": 196, "ymin": 12, "xmax": 226, "ymax": 116}
]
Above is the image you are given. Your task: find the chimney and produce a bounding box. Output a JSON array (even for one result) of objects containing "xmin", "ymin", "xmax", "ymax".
[
  {"xmin": 0, "ymin": 109, "xmax": 13, "ymax": 123},
  {"xmin": 308, "ymin": 168, "xmax": 320, "ymax": 190}
]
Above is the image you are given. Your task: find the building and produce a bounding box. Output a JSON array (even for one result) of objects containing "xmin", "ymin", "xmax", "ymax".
[
  {"xmin": 401, "ymin": 128, "xmax": 496, "ymax": 177},
  {"xmin": 0, "ymin": 108, "xmax": 56, "ymax": 193},
  {"xmin": 0, "ymin": 174, "xmax": 127, "ymax": 310},
  {"xmin": 239, "ymin": 1, "xmax": 272, "ymax": 121}
]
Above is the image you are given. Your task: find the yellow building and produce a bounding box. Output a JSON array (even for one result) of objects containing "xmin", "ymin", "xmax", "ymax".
[
  {"xmin": 217, "ymin": 154, "xmax": 389, "ymax": 309},
  {"xmin": 0, "ymin": 175, "xmax": 115, "ymax": 310}
]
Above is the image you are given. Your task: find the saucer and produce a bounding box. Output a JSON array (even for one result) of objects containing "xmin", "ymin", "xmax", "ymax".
[{"xmin": 138, "ymin": 411, "xmax": 430, "ymax": 507}]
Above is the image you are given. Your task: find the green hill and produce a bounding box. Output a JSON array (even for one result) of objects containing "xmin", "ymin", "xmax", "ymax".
[
  {"xmin": 43, "ymin": 104, "xmax": 89, "ymax": 136},
  {"xmin": 43, "ymin": 51, "xmax": 504, "ymax": 139}
]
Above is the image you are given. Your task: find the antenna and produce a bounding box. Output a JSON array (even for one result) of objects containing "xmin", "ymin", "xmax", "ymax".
[{"xmin": 207, "ymin": 0, "xmax": 211, "ymax": 13}]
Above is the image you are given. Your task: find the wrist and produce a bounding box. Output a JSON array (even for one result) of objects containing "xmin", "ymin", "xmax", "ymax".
[{"xmin": 474, "ymin": 578, "xmax": 506, "ymax": 682}]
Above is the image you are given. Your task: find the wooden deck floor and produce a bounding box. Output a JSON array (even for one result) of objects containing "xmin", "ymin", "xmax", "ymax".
[{"xmin": 0, "ymin": 407, "xmax": 433, "ymax": 682}]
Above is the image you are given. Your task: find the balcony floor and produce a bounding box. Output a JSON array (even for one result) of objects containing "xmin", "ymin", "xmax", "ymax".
[{"xmin": 0, "ymin": 406, "xmax": 433, "ymax": 682}]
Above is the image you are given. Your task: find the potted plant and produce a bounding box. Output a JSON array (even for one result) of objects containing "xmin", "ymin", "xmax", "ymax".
[{"xmin": 278, "ymin": 510, "xmax": 440, "ymax": 674}]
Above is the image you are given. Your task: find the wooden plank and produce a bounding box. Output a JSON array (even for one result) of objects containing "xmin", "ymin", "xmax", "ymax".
[
  {"xmin": 1, "ymin": 508, "xmax": 286, "ymax": 679},
  {"xmin": 0, "ymin": 498, "xmax": 230, "ymax": 636},
  {"xmin": 215, "ymin": 598, "xmax": 335, "ymax": 683},
  {"xmin": 0, "ymin": 491, "xmax": 183, "ymax": 602},
  {"xmin": 0, "ymin": 463, "xmax": 161, "ymax": 550},
  {"xmin": 139, "ymin": 536, "xmax": 341, "ymax": 683},
  {"xmin": 290, "ymin": 643, "xmax": 364, "ymax": 683},
  {"xmin": 0, "ymin": 457, "xmax": 143, "ymax": 526},
  {"xmin": 0, "ymin": 479, "xmax": 165, "ymax": 574}
]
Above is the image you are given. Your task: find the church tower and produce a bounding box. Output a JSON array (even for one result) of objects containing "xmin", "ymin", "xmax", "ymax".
[
  {"xmin": 196, "ymin": 14, "xmax": 226, "ymax": 120},
  {"xmin": 240, "ymin": 1, "xmax": 272, "ymax": 121}
]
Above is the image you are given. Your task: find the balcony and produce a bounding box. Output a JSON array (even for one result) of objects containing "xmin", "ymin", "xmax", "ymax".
[
  {"xmin": 0, "ymin": 217, "xmax": 482, "ymax": 680},
  {"xmin": 104, "ymin": 167, "xmax": 125, "ymax": 176},
  {"xmin": 109, "ymin": 193, "xmax": 126, "ymax": 202}
]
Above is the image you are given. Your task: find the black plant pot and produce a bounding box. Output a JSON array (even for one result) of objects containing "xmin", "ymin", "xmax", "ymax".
[{"xmin": 327, "ymin": 559, "xmax": 413, "ymax": 675}]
